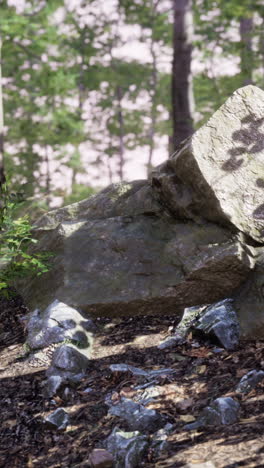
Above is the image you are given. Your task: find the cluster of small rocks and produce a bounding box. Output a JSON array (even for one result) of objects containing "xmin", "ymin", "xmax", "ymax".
[
  {"xmin": 159, "ymin": 298, "xmax": 240, "ymax": 351},
  {"xmin": 25, "ymin": 296, "xmax": 264, "ymax": 467}
]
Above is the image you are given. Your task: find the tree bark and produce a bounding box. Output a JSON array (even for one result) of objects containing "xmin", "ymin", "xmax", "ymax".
[
  {"xmin": 171, "ymin": 0, "xmax": 194, "ymax": 151},
  {"xmin": 116, "ymin": 86, "xmax": 125, "ymax": 182},
  {"xmin": 147, "ymin": 1, "xmax": 159, "ymax": 175},
  {"xmin": 239, "ymin": 16, "xmax": 254, "ymax": 86},
  {"xmin": 0, "ymin": 37, "xmax": 6, "ymax": 189}
]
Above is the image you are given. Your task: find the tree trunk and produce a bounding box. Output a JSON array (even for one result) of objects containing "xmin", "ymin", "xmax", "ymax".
[
  {"xmin": 147, "ymin": 0, "xmax": 160, "ymax": 175},
  {"xmin": 44, "ymin": 145, "xmax": 51, "ymax": 207},
  {"xmin": 239, "ymin": 16, "xmax": 254, "ymax": 86},
  {"xmin": 116, "ymin": 86, "xmax": 125, "ymax": 182},
  {"xmin": 171, "ymin": 0, "xmax": 194, "ymax": 151},
  {"xmin": 0, "ymin": 38, "xmax": 6, "ymax": 189}
]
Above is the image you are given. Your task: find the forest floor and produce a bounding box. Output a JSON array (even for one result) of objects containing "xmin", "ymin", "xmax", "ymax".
[{"xmin": 1, "ymin": 295, "xmax": 264, "ymax": 468}]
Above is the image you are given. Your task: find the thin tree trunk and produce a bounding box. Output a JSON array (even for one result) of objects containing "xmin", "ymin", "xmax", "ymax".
[
  {"xmin": 239, "ymin": 16, "xmax": 254, "ymax": 86},
  {"xmin": 171, "ymin": 0, "xmax": 194, "ymax": 151},
  {"xmin": 116, "ymin": 86, "xmax": 125, "ymax": 182},
  {"xmin": 44, "ymin": 145, "xmax": 51, "ymax": 207},
  {"xmin": 147, "ymin": 7, "xmax": 158, "ymax": 175},
  {"xmin": 0, "ymin": 38, "xmax": 6, "ymax": 189},
  {"xmin": 106, "ymin": 153, "xmax": 113, "ymax": 185}
]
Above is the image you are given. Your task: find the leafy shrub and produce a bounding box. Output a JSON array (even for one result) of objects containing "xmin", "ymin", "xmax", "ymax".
[{"xmin": 0, "ymin": 184, "xmax": 50, "ymax": 295}]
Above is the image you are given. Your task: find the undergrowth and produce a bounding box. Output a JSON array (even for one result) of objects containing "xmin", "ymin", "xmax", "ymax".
[{"xmin": 0, "ymin": 184, "xmax": 50, "ymax": 295}]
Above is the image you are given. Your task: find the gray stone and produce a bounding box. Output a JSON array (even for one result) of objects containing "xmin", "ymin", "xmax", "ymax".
[
  {"xmin": 88, "ymin": 449, "xmax": 114, "ymax": 468},
  {"xmin": 236, "ymin": 369, "xmax": 264, "ymax": 394},
  {"xmin": 109, "ymin": 364, "xmax": 177, "ymax": 382},
  {"xmin": 234, "ymin": 247, "xmax": 264, "ymax": 339},
  {"xmin": 46, "ymin": 343, "xmax": 90, "ymax": 385},
  {"xmin": 45, "ymin": 375, "xmax": 63, "ymax": 397},
  {"xmin": 151, "ymin": 423, "xmax": 174, "ymax": 455},
  {"xmin": 195, "ymin": 299, "xmax": 240, "ymax": 350},
  {"xmin": 136, "ymin": 386, "xmax": 162, "ymax": 405},
  {"xmin": 158, "ymin": 336, "xmax": 182, "ymax": 349},
  {"xmin": 151, "ymin": 85, "xmax": 264, "ymax": 243},
  {"xmin": 105, "ymin": 427, "xmax": 149, "ymax": 468},
  {"xmin": 26, "ymin": 300, "xmax": 94, "ymax": 351},
  {"xmin": 185, "ymin": 397, "xmax": 240, "ymax": 430},
  {"xmin": 158, "ymin": 304, "xmax": 207, "ymax": 348},
  {"xmin": 107, "ymin": 397, "xmax": 166, "ymax": 433},
  {"xmin": 44, "ymin": 408, "xmax": 69, "ymax": 430},
  {"xmin": 15, "ymin": 180, "xmax": 254, "ymax": 319}
]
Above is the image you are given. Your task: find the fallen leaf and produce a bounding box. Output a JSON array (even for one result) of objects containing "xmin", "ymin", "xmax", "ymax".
[
  {"xmin": 239, "ymin": 417, "xmax": 257, "ymax": 424},
  {"xmin": 53, "ymin": 396, "xmax": 63, "ymax": 405},
  {"xmin": 196, "ymin": 365, "xmax": 207, "ymax": 374},
  {"xmin": 120, "ymin": 387, "xmax": 136, "ymax": 398},
  {"xmin": 179, "ymin": 414, "xmax": 196, "ymax": 423},
  {"xmin": 169, "ymin": 353, "xmax": 187, "ymax": 361},
  {"xmin": 187, "ymin": 332, "xmax": 193, "ymax": 341},
  {"xmin": 111, "ymin": 392, "xmax": 120, "ymax": 403},
  {"xmin": 184, "ymin": 348, "xmax": 211, "ymax": 358},
  {"xmin": 236, "ymin": 369, "xmax": 250, "ymax": 378}
]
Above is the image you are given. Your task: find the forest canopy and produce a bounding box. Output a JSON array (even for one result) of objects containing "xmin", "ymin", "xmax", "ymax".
[{"xmin": 0, "ymin": 0, "xmax": 263, "ymax": 208}]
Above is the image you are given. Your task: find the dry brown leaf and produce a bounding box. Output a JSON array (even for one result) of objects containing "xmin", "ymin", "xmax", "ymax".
[
  {"xmin": 196, "ymin": 365, "xmax": 207, "ymax": 374},
  {"xmin": 187, "ymin": 331, "xmax": 193, "ymax": 341},
  {"xmin": 184, "ymin": 348, "xmax": 211, "ymax": 358},
  {"xmin": 236, "ymin": 368, "xmax": 250, "ymax": 378},
  {"xmin": 179, "ymin": 414, "xmax": 196, "ymax": 423},
  {"xmin": 239, "ymin": 417, "xmax": 257, "ymax": 424},
  {"xmin": 111, "ymin": 392, "xmax": 120, "ymax": 403},
  {"xmin": 120, "ymin": 387, "xmax": 136, "ymax": 398}
]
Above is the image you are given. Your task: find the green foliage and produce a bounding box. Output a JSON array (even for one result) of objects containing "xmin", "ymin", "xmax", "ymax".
[
  {"xmin": 0, "ymin": 185, "xmax": 50, "ymax": 294},
  {"xmin": 63, "ymin": 184, "xmax": 96, "ymax": 206}
]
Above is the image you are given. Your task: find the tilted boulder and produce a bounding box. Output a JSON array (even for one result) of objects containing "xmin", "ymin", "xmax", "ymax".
[
  {"xmin": 15, "ymin": 180, "xmax": 254, "ymax": 319},
  {"xmin": 151, "ymin": 85, "xmax": 264, "ymax": 243}
]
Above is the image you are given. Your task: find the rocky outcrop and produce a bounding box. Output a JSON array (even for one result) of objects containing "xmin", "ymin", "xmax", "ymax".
[
  {"xmin": 15, "ymin": 85, "xmax": 264, "ymax": 338},
  {"xmin": 16, "ymin": 180, "xmax": 254, "ymax": 319}
]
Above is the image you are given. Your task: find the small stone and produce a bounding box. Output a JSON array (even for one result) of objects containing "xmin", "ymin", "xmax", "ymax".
[
  {"xmin": 45, "ymin": 375, "xmax": 63, "ymax": 397},
  {"xmin": 185, "ymin": 397, "xmax": 240, "ymax": 430},
  {"xmin": 109, "ymin": 364, "xmax": 176, "ymax": 381},
  {"xmin": 26, "ymin": 300, "xmax": 94, "ymax": 351},
  {"xmin": 46, "ymin": 344, "xmax": 90, "ymax": 386},
  {"xmin": 105, "ymin": 427, "xmax": 149, "ymax": 468},
  {"xmin": 88, "ymin": 449, "xmax": 114, "ymax": 468},
  {"xmin": 158, "ymin": 336, "xmax": 182, "ymax": 349},
  {"xmin": 195, "ymin": 299, "xmax": 240, "ymax": 350},
  {"xmin": 151, "ymin": 423, "xmax": 174, "ymax": 455},
  {"xmin": 236, "ymin": 369, "xmax": 264, "ymax": 394},
  {"xmin": 107, "ymin": 397, "xmax": 166, "ymax": 433},
  {"xmin": 44, "ymin": 408, "xmax": 69, "ymax": 430}
]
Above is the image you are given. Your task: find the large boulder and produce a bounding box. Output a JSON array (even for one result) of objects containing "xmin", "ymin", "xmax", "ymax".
[
  {"xmin": 15, "ymin": 180, "xmax": 254, "ymax": 318},
  {"xmin": 151, "ymin": 85, "xmax": 264, "ymax": 243}
]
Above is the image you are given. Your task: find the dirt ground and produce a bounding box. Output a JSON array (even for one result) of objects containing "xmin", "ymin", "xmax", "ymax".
[{"xmin": 1, "ymin": 294, "xmax": 264, "ymax": 468}]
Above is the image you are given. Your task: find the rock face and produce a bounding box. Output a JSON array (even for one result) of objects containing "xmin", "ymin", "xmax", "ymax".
[
  {"xmin": 151, "ymin": 85, "xmax": 264, "ymax": 242},
  {"xmin": 16, "ymin": 180, "xmax": 254, "ymax": 319},
  {"xmin": 234, "ymin": 247, "xmax": 264, "ymax": 338},
  {"xmin": 15, "ymin": 85, "xmax": 264, "ymax": 337}
]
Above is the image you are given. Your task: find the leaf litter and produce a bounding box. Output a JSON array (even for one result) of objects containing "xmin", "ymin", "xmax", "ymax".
[{"xmin": 1, "ymin": 295, "xmax": 264, "ymax": 467}]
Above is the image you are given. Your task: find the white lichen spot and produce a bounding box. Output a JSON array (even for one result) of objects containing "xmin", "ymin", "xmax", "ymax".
[{"xmin": 111, "ymin": 183, "xmax": 132, "ymax": 201}]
